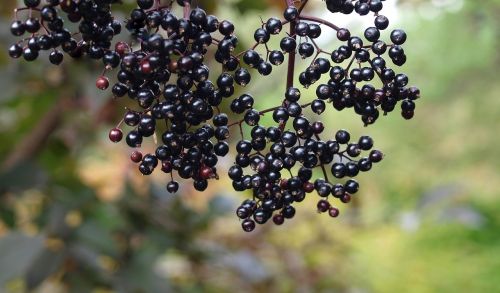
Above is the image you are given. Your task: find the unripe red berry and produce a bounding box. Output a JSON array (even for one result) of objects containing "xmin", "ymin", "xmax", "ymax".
[
  {"xmin": 169, "ymin": 60, "xmax": 178, "ymax": 73},
  {"xmin": 115, "ymin": 42, "xmax": 128, "ymax": 56},
  {"xmin": 108, "ymin": 128, "xmax": 123, "ymax": 142},
  {"xmin": 273, "ymin": 214, "xmax": 285, "ymax": 225},
  {"xmin": 141, "ymin": 61, "xmax": 152, "ymax": 74},
  {"xmin": 161, "ymin": 161, "xmax": 172, "ymax": 173},
  {"xmin": 280, "ymin": 179, "xmax": 288, "ymax": 189},
  {"xmin": 328, "ymin": 207, "xmax": 340, "ymax": 218},
  {"xmin": 341, "ymin": 193, "xmax": 351, "ymax": 203},
  {"xmin": 199, "ymin": 166, "xmax": 213, "ymax": 179},
  {"xmin": 303, "ymin": 182, "xmax": 314, "ymax": 193},
  {"xmin": 130, "ymin": 151, "xmax": 143, "ymax": 163},
  {"xmin": 96, "ymin": 76, "xmax": 109, "ymax": 90}
]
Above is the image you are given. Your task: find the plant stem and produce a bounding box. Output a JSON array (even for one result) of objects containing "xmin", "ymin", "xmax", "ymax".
[
  {"xmin": 299, "ymin": 15, "xmax": 340, "ymax": 31},
  {"xmin": 227, "ymin": 102, "xmax": 312, "ymax": 128},
  {"xmin": 314, "ymin": 134, "xmax": 330, "ymax": 182},
  {"xmin": 183, "ymin": 1, "xmax": 191, "ymax": 19},
  {"xmin": 298, "ymin": 0, "xmax": 309, "ymax": 14},
  {"xmin": 286, "ymin": 0, "xmax": 297, "ymax": 90}
]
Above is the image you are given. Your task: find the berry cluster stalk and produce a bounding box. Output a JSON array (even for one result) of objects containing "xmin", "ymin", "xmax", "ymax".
[
  {"xmin": 286, "ymin": 0, "xmax": 297, "ymax": 90},
  {"xmin": 183, "ymin": 1, "xmax": 191, "ymax": 19}
]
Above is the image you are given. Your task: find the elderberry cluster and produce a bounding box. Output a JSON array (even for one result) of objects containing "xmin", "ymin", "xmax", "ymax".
[
  {"xmin": 231, "ymin": 124, "xmax": 384, "ymax": 231},
  {"xmin": 106, "ymin": 1, "xmax": 250, "ymax": 192},
  {"xmin": 325, "ymin": 0, "xmax": 386, "ymax": 15},
  {"xmin": 8, "ymin": 0, "xmax": 120, "ymax": 64},
  {"xmin": 294, "ymin": 1, "xmax": 420, "ymax": 123},
  {"xmin": 7, "ymin": 0, "xmax": 422, "ymax": 232}
]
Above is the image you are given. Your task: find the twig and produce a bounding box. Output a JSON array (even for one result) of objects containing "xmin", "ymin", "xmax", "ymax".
[
  {"xmin": 183, "ymin": 1, "xmax": 191, "ymax": 19},
  {"xmin": 299, "ymin": 15, "xmax": 340, "ymax": 31}
]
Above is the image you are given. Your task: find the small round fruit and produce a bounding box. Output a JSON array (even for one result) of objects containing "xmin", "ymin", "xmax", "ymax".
[
  {"xmin": 96, "ymin": 76, "xmax": 109, "ymax": 90},
  {"xmin": 273, "ymin": 214, "xmax": 285, "ymax": 225},
  {"xmin": 108, "ymin": 128, "xmax": 123, "ymax": 143},
  {"xmin": 166, "ymin": 181, "xmax": 179, "ymax": 193},
  {"xmin": 328, "ymin": 207, "xmax": 340, "ymax": 217},
  {"xmin": 369, "ymin": 150, "xmax": 384, "ymax": 163},
  {"xmin": 242, "ymin": 219, "xmax": 256, "ymax": 232},
  {"xmin": 317, "ymin": 199, "xmax": 330, "ymax": 213},
  {"xmin": 335, "ymin": 129, "xmax": 350, "ymax": 144},
  {"xmin": 130, "ymin": 151, "xmax": 143, "ymax": 163}
]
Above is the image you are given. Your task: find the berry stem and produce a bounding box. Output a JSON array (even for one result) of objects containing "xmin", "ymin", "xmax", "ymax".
[
  {"xmin": 298, "ymin": 0, "xmax": 309, "ymax": 14},
  {"xmin": 183, "ymin": 1, "xmax": 191, "ymax": 19},
  {"xmin": 345, "ymin": 55, "xmax": 357, "ymax": 78},
  {"xmin": 308, "ymin": 38, "xmax": 329, "ymax": 66},
  {"xmin": 319, "ymin": 163, "xmax": 330, "ymax": 182},
  {"xmin": 309, "ymin": 38, "xmax": 329, "ymax": 55},
  {"xmin": 235, "ymin": 42, "xmax": 260, "ymax": 58},
  {"xmin": 238, "ymin": 123, "xmax": 244, "ymax": 139},
  {"xmin": 339, "ymin": 153, "xmax": 355, "ymax": 162},
  {"xmin": 368, "ymin": 59, "xmax": 385, "ymax": 82},
  {"xmin": 227, "ymin": 102, "xmax": 312, "ymax": 128},
  {"xmin": 115, "ymin": 118, "xmax": 124, "ymax": 129},
  {"xmin": 314, "ymin": 134, "xmax": 330, "ymax": 182},
  {"xmin": 39, "ymin": 19, "xmax": 51, "ymax": 35},
  {"xmin": 281, "ymin": 0, "xmax": 298, "ymax": 133},
  {"xmin": 298, "ymin": 15, "xmax": 340, "ymax": 31},
  {"xmin": 286, "ymin": 0, "xmax": 297, "ymax": 90}
]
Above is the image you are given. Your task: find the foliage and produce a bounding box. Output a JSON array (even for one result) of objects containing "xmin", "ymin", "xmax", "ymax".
[{"xmin": 0, "ymin": 0, "xmax": 499, "ymax": 292}]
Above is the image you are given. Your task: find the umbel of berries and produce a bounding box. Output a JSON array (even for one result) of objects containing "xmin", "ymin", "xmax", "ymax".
[
  {"xmin": 8, "ymin": 0, "xmax": 420, "ymax": 233},
  {"xmin": 8, "ymin": 0, "xmax": 122, "ymax": 63}
]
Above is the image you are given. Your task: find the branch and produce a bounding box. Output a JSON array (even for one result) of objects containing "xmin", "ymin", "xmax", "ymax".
[
  {"xmin": 183, "ymin": 1, "xmax": 191, "ymax": 19},
  {"xmin": 286, "ymin": 2, "xmax": 297, "ymax": 90},
  {"xmin": 299, "ymin": 15, "xmax": 340, "ymax": 31},
  {"xmin": 298, "ymin": 0, "xmax": 309, "ymax": 14},
  {"xmin": 1, "ymin": 98, "xmax": 65, "ymax": 171}
]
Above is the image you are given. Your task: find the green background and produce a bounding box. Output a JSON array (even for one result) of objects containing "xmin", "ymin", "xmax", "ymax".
[{"xmin": 0, "ymin": 0, "xmax": 499, "ymax": 292}]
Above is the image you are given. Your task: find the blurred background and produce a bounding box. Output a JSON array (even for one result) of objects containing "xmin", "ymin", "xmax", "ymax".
[{"xmin": 0, "ymin": 0, "xmax": 499, "ymax": 292}]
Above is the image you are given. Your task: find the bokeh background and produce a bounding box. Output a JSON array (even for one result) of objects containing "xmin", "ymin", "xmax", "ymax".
[{"xmin": 0, "ymin": 0, "xmax": 499, "ymax": 292}]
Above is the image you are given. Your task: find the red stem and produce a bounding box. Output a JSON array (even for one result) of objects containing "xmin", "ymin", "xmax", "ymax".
[
  {"xmin": 183, "ymin": 1, "xmax": 191, "ymax": 19},
  {"xmin": 286, "ymin": 1, "xmax": 297, "ymax": 90},
  {"xmin": 298, "ymin": 0, "xmax": 309, "ymax": 14},
  {"xmin": 299, "ymin": 15, "xmax": 340, "ymax": 31},
  {"xmin": 281, "ymin": 0, "xmax": 301, "ymax": 133}
]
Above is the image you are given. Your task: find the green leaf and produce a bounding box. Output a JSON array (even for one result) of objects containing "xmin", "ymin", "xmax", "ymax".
[
  {"xmin": 113, "ymin": 249, "xmax": 172, "ymax": 292},
  {"xmin": 0, "ymin": 205, "xmax": 16, "ymax": 228},
  {"xmin": 0, "ymin": 162, "xmax": 47, "ymax": 192},
  {"xmin": 75, "ymin": 221, "xmax": 118, "ymax": 257},
  {"xmin": 0, "ymin": 233, "xmax": 45, "ymax": 288},
  {"xmin": 25, "ymin": 249, "xmax": 65, "ymax": 290}
]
